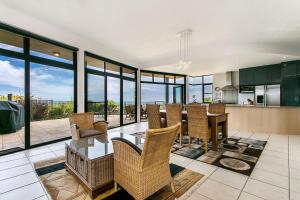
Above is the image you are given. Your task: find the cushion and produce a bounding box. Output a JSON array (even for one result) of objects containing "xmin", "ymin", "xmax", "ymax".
[{"xmin": 79, "ymin": 129, "xmax": 102, "ymax": 138}]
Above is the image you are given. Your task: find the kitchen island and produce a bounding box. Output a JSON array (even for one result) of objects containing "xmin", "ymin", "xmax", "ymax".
[{"xmin": 226, "ymin": 104, "xmax": 300, "ymax": 134}]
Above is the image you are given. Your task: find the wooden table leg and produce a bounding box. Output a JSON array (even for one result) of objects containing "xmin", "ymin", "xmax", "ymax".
[
  {"xmin": 222, "ymin": 115, "xmax": 228, "ymax": 143},
  {"xmin": 211, "ymin": 117, "xmax": 218, "ymax": 151}
]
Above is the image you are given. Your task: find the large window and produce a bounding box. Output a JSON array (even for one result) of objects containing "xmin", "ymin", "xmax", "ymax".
[
  {"xmin": 0, "ymin": 25, "xmax": 77, "ymax": 154},
  {"xmin": 140, "ymin": 70, "xmax": 186, "ymax": 121},
  {"xmin": 85, "ymin": 52, "xmax": 137, "ymax": 128},
  {"xmin": 189, "ymin": 75, "xmax": 213, "ymax": 103}
]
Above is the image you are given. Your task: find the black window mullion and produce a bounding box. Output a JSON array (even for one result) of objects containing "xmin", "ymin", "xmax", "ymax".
[
  {"xmin": 24, "ymin": 37, "xmax": 30, "ymax": 149},
  {"xmin": 120, "ymin": 67, "xmax": 123, "ymax": 126},
  {"xmin": 0, "ymin": 48, "xmax": 25, "ymax": 60},
  {"xmin": 73, "ymin": 51, "xmax": 77, "ymax": 113},
  {"xmin": 104, "ymin": 62, "xmax": 108, "ymax": 121},
  {"xmin": 29, "ymin": 55, "xmax": 74, "ymax": 70}
]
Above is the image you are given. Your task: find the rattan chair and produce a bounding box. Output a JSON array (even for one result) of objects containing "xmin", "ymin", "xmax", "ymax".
[
  {"xmin": 186, "ymin": 105, "xmax": 211, "ymax": 152},
  {"xmin": 69, "ymin": 112, "xmax": 108, "ymax": 140},
  {"xmin": 166, "ymin": 104, "xmax": 186, "ymax": 145},
  {"xmin": 111, "ymin": 123, "xmax": 180, "ymax": 200},
  {"xmin": 146, "ymin": 104, "xmax": 166, "ymax": 129},
  {"xmin": 208, "ymin": 103, "xmax": 225, "ymax": 114}
]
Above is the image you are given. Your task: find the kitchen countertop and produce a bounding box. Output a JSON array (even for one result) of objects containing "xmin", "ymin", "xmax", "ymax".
[{"xmin": 226, "ymin": 104, "xmax": 281, "ymax": 108}]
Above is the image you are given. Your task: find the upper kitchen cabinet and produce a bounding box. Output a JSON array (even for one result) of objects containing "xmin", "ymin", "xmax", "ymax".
[
  {"xmin": 239, "ymin": 64, "xmax": 281, "ymax": 86},
  {"xmin": 282, "ymin": 60, "xmax": 300, "ymax": 77}
]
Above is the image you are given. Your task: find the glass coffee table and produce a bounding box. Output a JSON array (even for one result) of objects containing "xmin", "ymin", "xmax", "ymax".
[{"xmin": 65, "ymin": 132, "xmax": 144, "ymax": 198}]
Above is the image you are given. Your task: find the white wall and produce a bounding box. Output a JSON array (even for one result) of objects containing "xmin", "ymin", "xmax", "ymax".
[{"xmin": 0, "ymin": 4, "xmax": 139, "ymax": 113}]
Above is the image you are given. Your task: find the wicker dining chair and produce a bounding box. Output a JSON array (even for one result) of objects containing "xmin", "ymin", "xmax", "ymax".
[
  {"xmin": 208, "ymin": 103, "xmax": 226, "ymax": 114},
  {"xmin": 146, "ymin": 104, "xmax": 166, "ymax": 129},
  {"xmin": 166, "ymin": 104, "xmax": 186, "ymax": 145},
  {"xmin": 111, "ymin": 123, "xmax": 181, "ymax": 200},
  {"xmin": 69, "ymin": 112, "xmax": 108, "ymax": 140},
  {"xmin": 186, "ymin": 105, "xmax": 211, "ymax": 152}
]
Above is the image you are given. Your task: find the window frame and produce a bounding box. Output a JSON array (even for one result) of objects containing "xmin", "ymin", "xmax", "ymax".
[
  {"xmin": 0, "ymin": 22, "xmax": 78, "ymax": 154},
  {"xmin": 189, "ymin": 75, "xmax": 213, "ymax": 103}
]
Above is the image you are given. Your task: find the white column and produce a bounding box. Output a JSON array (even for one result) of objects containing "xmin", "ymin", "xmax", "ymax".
[
  {"xmin": 77, "ymin": 49, "xmax": 85, "ymax": 113},
  {"xmin": 137, "ymin": 68, "xmax": 141, "ymax": 122}
]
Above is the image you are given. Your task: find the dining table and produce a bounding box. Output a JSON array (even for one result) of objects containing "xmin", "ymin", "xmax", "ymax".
[{"xmin": 160, "ymin": 110, "xmax": 229, "ymax": 150}]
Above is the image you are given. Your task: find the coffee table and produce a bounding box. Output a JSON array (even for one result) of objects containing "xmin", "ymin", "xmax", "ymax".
[{"xmin": 65, "ymin": 132, "xmax": 144, "ymax": 198}]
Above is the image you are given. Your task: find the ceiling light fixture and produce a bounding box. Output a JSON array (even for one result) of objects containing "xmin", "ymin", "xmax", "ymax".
[
  {"xmin": 53, "ymin": 51, "xmax": 60, "ymax": 57},
  {"xmin": 177, "ymin": 29, "xmax": 192, "ymax": 69}
]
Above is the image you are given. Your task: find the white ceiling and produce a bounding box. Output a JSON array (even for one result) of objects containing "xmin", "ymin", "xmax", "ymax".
[{"xmin": 2, "ymin": 0, "xmax": 300, "ymax": 75}]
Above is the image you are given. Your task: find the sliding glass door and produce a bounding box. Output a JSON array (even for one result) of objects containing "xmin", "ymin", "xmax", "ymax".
[
  {"xmin": 85, "ymin": 52, "xmax": 137, "ymax": 128},
  {"xmin": 0, "ymin": 25, "xmax": 77, "ymax": 154}
]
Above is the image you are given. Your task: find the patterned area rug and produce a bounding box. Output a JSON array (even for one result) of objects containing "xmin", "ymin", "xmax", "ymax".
[{"xmin": 34, "ymin": 157, "xmax": 203, "ymax": 200}]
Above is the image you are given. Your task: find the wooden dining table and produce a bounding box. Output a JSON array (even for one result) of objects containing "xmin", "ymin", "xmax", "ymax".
[{"xmin": 160, "ymin": 110, "xmax": 229, "ymax": 150}]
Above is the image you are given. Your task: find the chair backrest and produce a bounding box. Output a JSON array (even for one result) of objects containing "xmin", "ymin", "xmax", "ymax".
[
  {"xmin": 208, "ymin": 103, "xmax": 225, "ymax": 114},
  {"xmin": 69, "ymin": 112, "xmax": 94, "ymax": 130},
  {"xmin": 186, "ymin": 105, "xmax": 209, "ymax": 139},
  {"xmin": 166, "ymin": 104, "xmax": 182, "ymax": 127},
  {"xmin": 125, "ymin": 105, "xmax": 132, "ymax": 114},
  {"xmin": 146, "ymin": 104, "xmax": 161, "ymax": 129},
  {"xmin": 141, "ymin": 123, "xmax": 180, "ymax": 169}
]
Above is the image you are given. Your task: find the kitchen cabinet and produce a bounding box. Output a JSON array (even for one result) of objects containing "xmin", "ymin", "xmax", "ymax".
[
  {"xmin": 282, "ymin": 61, "xmax": 300, "ymax": 77},
  {"xmin": 239, "ymin": 64, "xmax": 281, "ymax": 86},
  {"xmin": 281, "ymin": 76, "xmax": 299, "ymax": 106}
]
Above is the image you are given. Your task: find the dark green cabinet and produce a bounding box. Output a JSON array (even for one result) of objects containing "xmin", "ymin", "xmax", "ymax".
[
  {"xmin": 281, "ymin": 76, "xmax": 299, "ymax": 106},
  {"xmin": 239, "ymin": 64, "xmax": 281, "ymax": 86},
  {"xmin": 282, "ymin": 61, "xmax": 300, "ymax": 77}
]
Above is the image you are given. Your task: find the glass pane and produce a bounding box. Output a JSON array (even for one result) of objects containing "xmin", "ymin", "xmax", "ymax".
[
  {"xmin": 168, "ymin": 85, "xmax": 182, "ymax": 104},
  {"xmin": 189, "ymin": 76, "xmax": 202, "ymax": 84},
  {"xmin": 123, "ymin": 68, "xmax": 135, "ymax": 78},
  {"xmin": 106, "ymin": 63, "xmax": 120, "ymax": 75},
  {"xmin": 154, "ymin": 73, "xmax": 164, "ymax": 83},
  {"xmin": 30, "ymin": 38, "xmax": 73, "ymax": 64},
  {"xmin": 0, "ymin": 29, "xmax": 23, "ymax": 52},
  {"xmin": 203, "ymin": 75, "xmax": 213, "ymax": 83},
  {"xmin": 204, "ymin": 84, "xmax": 213, "ymax": 93},
  {"xmin": 107, "ymin": 77, "xmax": 120, "ymax": 128},
  {"xmin": 141, "ymin": 72, "xmax": 153, "ymax": 82},
  {"xmin": 176, "ymin": 76, "xmax": 185, "ymax": 84},
  {"xmin": 87, "ymin": 74, "xmax": 105, "ymax": 121},
  {"xmin": 86, "ymin": 56, "xmax": 104, "ymax": 72},
  {"xmin": 189, "ymin": 85, "xmax": 203, "ymax": 103},
  {"xmin": 30, "ymin": 63, "xmax": 74, "ymax": 145},
  {"xmin": 123, "ymin": 80, "xmax": 136, "ymax": 124},
  {"xmin": 141, "ymin": 83, "xmax": 166, "ymax": 109},
  {"xmin": 165, "ymin": 75, "xmax": 174, "ymax": 83},
  {"xmin": 204, "ymin": 93, "xmax": 213, "ymax": 103},
  {"xmin": 0, "ymin": 55, "xmax": 25, "ymax": 151}
]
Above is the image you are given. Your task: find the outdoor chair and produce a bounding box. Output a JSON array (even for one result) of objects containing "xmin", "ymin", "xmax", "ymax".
[{"xmin": 69, "ymin": 112, "xmax": 108, "ymax": 140}]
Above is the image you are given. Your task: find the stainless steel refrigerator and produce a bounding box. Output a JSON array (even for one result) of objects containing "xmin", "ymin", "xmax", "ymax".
[{"xmin": 255, "ymin": 85, "xmax": 280, "ymax": 106}]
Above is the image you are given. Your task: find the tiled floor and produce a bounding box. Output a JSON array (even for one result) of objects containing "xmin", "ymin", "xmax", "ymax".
[
  {"xmin": 0, "ymin": 115, "xmax": 134, "ymax": 151},
  {"xmin": 0, "ymin": 122, "xmax": 299, "ymax": 200}
]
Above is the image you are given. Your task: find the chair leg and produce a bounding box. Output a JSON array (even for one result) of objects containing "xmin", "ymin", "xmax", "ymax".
[
  {"xmin": 170, "ymin": 181, "xmax": 175, "ymax": 193},
  {"xmin": 204, "ymin": 140, "xmax": 208, "ymax": 153},
  {"xmin": 114, "ymin": 181, "xmax": 118, "ymax": 191},
  {"xmin": 179, "ymin": 133, "xmax": 182, "ymax": 146},
  {"xmin": 188, "ymin": 136, "xmax": 191, "ymax": 148}
]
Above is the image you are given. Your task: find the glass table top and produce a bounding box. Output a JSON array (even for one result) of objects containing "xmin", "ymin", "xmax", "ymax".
[{"xmin": 65, "ymin": 132, "xmax": 145, "ymax": 160}]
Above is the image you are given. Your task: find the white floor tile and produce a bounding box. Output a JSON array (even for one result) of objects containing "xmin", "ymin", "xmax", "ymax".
[
  {"xmin": 243, "ymin": 178, "xmax": 289, "ymax": 200},
  {"xmin": 170, "ymin": 155, "xmax": 193, "ymax": 167},
  {"xmin": 186, "ymin": 192, "xmax": 211, "ymax": 200},
  {"xmin": 238, "ymin": 192, "xmax": 264, "ymax": 200},
  {"xmin": 290, "ymin": 178, "xmax": 300, "ymax": 193},
  {"xmin": 290, "ymin": 191, "xmax": 300, "ymax": 200},
  {"xmin": 186, "ymin": 160, "xmax": 217, "ymax": 176},
  {"xmin": 290, "ymin": 167, "xmax": 300, "ymax": 179},
  {"xmin": 25, "ymin": 147, "xmax": 51, "ymax": 157},
  {"xmin": 34, "ymin": 195, "xmax": 49, "ymax": 200},
  {"xmin": 196, "ymin": 179, "xmax": 240, "ymax": 200},
  {"xmin": 261, "ymin": 149, "xmax": 288, "ymax": 160},
  {"xmin": 255, "ymin": 159, "xmax": 289, "ymax": 177},
  {"xmin": 1, "ymin": 182, "xmax": 46, "ymax": 200},
  {"xmin": 0, "ymin": 157, "xmax": 29, "ymax": 171},
  {"xmin": 28, "ymin": 152, "xmax": 56, "ymax": 163},
  {"xmin": 0, "ymin": 164, "xmax": 33, "ymax": 181},
  {"xmin": 0, "ymin": 172, "xmax": 38, "ymax": 193},
  {"xmin": 53, "ymin": 149, "xmax": 65, "ymax": 157},
  {"xmin": 250, "ymin": 168, "xmax": 289, "ymax": 189},
  {"xmin": 209, "ymin": 168, "xmax": 248, "ymax": 190},
  {"xmin": 0, "ymin": 152, "xmax": 27, "ymax": 163}
]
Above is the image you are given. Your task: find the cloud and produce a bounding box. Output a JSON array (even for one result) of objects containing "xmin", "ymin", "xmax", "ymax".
[{"xmin": 0, "ymin": 60, "xmax": 24, "ymax": 88}]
